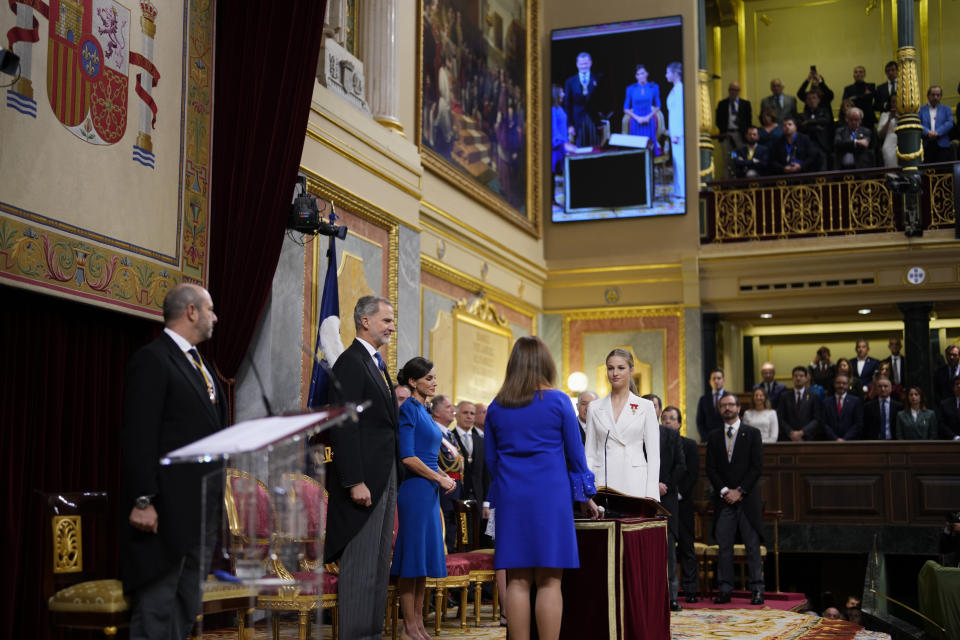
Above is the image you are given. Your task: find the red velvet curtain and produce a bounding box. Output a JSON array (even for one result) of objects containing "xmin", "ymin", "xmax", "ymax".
[
  {"xmin": 205, "ymin": 0, "xmax": 328, "ymax": 382},
  {"xmin": 2, "ymin": 2, "xmax": 326, "ymax": 636}
]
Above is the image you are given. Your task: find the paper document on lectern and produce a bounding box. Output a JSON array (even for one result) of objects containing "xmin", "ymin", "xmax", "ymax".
[{"xmin": 162, "ymin": 409, "xmax": 348, "ymax": 462}]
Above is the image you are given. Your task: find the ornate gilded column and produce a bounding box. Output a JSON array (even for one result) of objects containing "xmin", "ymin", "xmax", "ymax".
[
  {"xmin": 894, "ymin": 0, "xmax": 923, "ymax": 235},
  {"xmin": 359, "ymin": 0, "xmax": 403, "ymax": 133},
  {"xmin": 698, "ymin": 0, "xmax": 714, "ymax": 188}
]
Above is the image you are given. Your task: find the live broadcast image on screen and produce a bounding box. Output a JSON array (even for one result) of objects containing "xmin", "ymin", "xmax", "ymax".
[{"xmin": 550, "ymin": 17, "xmax": 685, "ymax": 223}]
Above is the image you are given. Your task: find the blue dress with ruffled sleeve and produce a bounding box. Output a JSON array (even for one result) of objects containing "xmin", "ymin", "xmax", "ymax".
[{"xmin": 485, "ymin": 389, "xmax": 596, "ymax": 569}]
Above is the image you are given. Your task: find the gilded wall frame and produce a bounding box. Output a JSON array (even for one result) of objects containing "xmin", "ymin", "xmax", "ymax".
[{"xmin": 416, "ymin": 0, "xmax": 542, "ymax": 237}]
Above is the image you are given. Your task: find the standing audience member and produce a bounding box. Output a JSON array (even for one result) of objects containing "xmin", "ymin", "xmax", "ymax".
[
  {"xmin": 799, "ymin": 91, "xmax": 834, "ymax": 169},
  {"xmin": 876, "ymin": 99, "xmax": 899, "ymax": 168},
  {"xmin": 585, "ymin": 349, "xmax": 661, "ymax": 499},
  {"xmin": 896, "ymin": 386, "xmax": 938, "ymax": 440},
  {"xmin": 919, "ymin": 85, "xmax": 954, "ymax": 164},
  {"xmin": 647, "ymin": 394, "xmax": 686, "ymax": 611},
  {"xmin": 851, "ymin": 339, "xmax": 880, "ymax": 395},
  {"xmin": 834, "ymin": 359, "xmax": 860, "ymax": 398},
  {"xmin": 485, "ymin": 336, "xmax": 599, "ymax": 640},
  {"xmin": 757, "ymin": 107, "xmax": 784, "ymax": 149},
  {"xmin": 936, "ymin": 376, "xmax": 960, "ymax": 440},
  {"xmin": 810, "ymin": 346, "xmax": 836, "ymax": 394},
  {"xmin": 874, "ymin": 61, "xmax": 898, "ymax": 114},
  {"xmin": 933, "ymin": 345, "xmax": 960, "ymax": 403},
  {"xmin": 717, "ymin": 82, "xmax": 752, "ymax": 166},
  {"xmin": 754, "ymin": 361, "xmax": 786, "ymax": 409},
  {"xmin": 882, "ymin": 337, "xmax": 905, "ymax": 388},
  {"xmin": 663, "ymin": 406, "xmax": 701, "ymax": 603},
  {"xmin": 474, "ymin": 402, "xmax": 487, "ymax": 435},
  {"xmin": 392, "ymin": 357, "xmax": 457, "ymax": 640},
  {"xmin": 862, "ymin": 377, "xmax": 902, "ymax": 440},
  {"xmin": 842, "ymin": 66, "xmax": 876, "ymax": 128},
  {"xmin": 121, "ymin": 284, "xmax": 228, "ymax": 640},
  {"xmin": 576, "ymin": 391, "xmax": 598, "ymax": 443},
  {"xmin": 761, "ymin": 78, "xmax": 798, "ymax": 123},
  {"xmin": 822, "ymin": 374, "xmax": 863, "ymax": 441},
  {"xmin": 452, "ymin": 401, "xmax": 489, "ymax": 547},
  {"xmin": 772, "ymin": 116, "xmax": 817, "ymax": 174},
  {"xmin": 707, "ymin": 394, "xmax": 765, "ymax": 605},
  {"xmin": 833, "ymin": 107, "xmax": 874, "ymax": 170},
  {"xmin": 697, "ymin": 368, "xmax": 730, "ymax": 441},
  {"xmin": 744, "ymin": 387, "xmax": 779, "ymax": 443},
  {"xmin": 395, "ymin": 383, "xmax": 412, "ymax": 406},
  {"xmin": 433, "ymin": 394, "xmax": 462, "ymax": 553},
  {"xmin": 327, "ymin": 296, "xmax": 399, "ymax": 640},
  {"xmin": 796, "ymin": 67, "xmax": 836, "ymax": 112},
  {"xmin": 732, "ymin": 126, "xmax": 769, "ymax": 178},
  {"xmin": 778, "ymin": 366, "xmax": 822, "ymax": 441}
]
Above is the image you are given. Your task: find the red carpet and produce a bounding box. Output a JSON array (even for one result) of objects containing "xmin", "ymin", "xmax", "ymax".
[{"xmin": 682, "ymin": 590, "xmax": 808, "ymax": 611}]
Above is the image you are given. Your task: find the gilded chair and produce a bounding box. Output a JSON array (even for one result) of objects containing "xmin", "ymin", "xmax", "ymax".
[{"xmin": 453, "ymin": 499, "xmax": 498, "ymax": 626}]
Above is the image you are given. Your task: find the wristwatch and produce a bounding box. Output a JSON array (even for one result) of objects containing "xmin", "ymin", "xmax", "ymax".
[{"xmin": 135, "ymin": 495, "xmax": 153, "ymax": 509}]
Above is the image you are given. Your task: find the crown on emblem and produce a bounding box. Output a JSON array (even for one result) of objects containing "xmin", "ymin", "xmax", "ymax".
[{"xmin": 140, "ymin": 1, "xmax": 158, "ymax": 22}]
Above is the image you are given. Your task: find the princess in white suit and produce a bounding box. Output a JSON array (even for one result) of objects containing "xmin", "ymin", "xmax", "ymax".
[{"xmin": 584, "ymin": 348, "xmax": 661, "ymax": 500}]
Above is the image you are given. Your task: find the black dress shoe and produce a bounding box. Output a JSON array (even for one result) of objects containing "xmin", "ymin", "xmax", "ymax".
[
  {"xmin": 713, "ymin": 592, "xmax": 731, "ymax": 604},
  {"xmin": 685, "ymin": 594, "xmax": 699, "ymax": 604},
  {"xmin": 750, "ymin": 591, "xmax": 765, "ymax": 605},
  {"xmin": 670, "ymin": 600, "xmax": 683, "ymax": 612}
]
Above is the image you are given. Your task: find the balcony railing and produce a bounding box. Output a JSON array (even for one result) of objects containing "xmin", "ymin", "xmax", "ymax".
[{"xmin": 699, "ymin": 163, "xmax": 958, "ymax": 243}]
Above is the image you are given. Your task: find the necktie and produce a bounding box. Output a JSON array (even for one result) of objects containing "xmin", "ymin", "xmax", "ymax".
[
  {"xmin": 461, "ymin": 431, "xmax": 473, "ymax": 458},
  {"xmin": 726, "ymin": 426, "xmax": 734, "ymax": 460},
  {"xmin": 715, "ymin": 392, "xmax": 720, "ymax": 410},
  {"xmin": 726, "ymin": 426, "xmax": 733, "ymax": 438},
  {"xmin": 796, "ymin": 391, "xmax": 802, "ymax": 404},
  {"xmin": 778, "ymin": 95, "xmax": 783, "ymax": 109},
  {"xmin": 837, "ymin": 396, "xmax": 843, "ymax": 414},
  {"xmin": 892, "ymin": 357, "xmax": 900, "ymax": 384},
  {"xmin": 187, "ymin": 348, "xmax": 215, "ymax": 403},
  {"xmin": 374, "ymin": 351, "xmax": 390, "ymax": 389},
  {"xmin": 881, "ymin": 400, "xmax": 889, "ymax": 439},
  {"xmin": 732, "ymin": 100, "xmax": 738, "ymax": 115}
]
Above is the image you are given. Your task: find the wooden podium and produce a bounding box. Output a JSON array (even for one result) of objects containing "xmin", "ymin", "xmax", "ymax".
[{"xmin": 560, "ymin": 490, "xmax": 670, "ymax": 640}]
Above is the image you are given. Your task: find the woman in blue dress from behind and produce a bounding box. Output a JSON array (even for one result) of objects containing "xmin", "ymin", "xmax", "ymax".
[
  {"xmin": 485, "ymin": 336, "xmax": 600, "ymax": 640},
  {"xmin": 391, "ymin": 357, "xmax": 457, "ymax": 640}
]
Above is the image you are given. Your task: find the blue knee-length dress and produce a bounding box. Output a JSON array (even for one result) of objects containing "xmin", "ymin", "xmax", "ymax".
[
  {"xmin": 391, "ymin": 397, "xmax": 447, "ymax": 578},
  {"xmin": 485, "ymin": 389, "xmax": 596, "ymax": 569}
]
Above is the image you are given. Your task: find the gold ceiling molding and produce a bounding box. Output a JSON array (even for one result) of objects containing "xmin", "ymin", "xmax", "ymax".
[
  {"xmin": 304, "ymin": 125, "xmax": 422, "ymax": 200},
  {"xmin": 548, "ymin": 263, "xmax": 682, "ymax": 276},
  {"xmin": 544, "ymin": 277, "xmax": 684, "ymax": 289},
  {"xmin": 421, "ymin": 255, "xmax": 539, "ymax": 327},
  {"xmin": 304, "ymin": 172, "xmax": 400, "ymax": 376},
  {"xmin": 309, "ymin": 104, "xmax": 421, "ymax": 174}
]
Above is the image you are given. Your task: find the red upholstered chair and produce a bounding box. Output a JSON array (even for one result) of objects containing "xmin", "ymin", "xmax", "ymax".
[
  {"xmin": 424, "ymin": 553, "xmax": 473, "ymax": 634},
  {"xmin": 453, "ymin": 499, "xmax": 499, "ymax": 625}
]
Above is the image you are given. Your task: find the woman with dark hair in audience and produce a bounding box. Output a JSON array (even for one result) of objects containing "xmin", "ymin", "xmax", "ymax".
[
  {"xmin": 834, "ymin": 358, "xmax": 861, "ymax": 398},
  {"xmin": 486, "ymin": 336, "xmax": 599, "ymax": 640},
  {"xmin": 744, "ymin": 386, "xmax": 779, "ymax": 443},
  {"xmin": 757, "ymin": 106, "xmax": 783, "ymax": 149},
  {"xmin": 391, "ymin": 357, "xmax": 457, "ymax": 640},
  {"xmin": 896, "ymin": 386, "xmax": 938, "ymax": 440}
]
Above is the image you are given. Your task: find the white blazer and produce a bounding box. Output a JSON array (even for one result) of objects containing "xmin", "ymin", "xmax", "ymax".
[{"xmin": 584, "ymin": 392, "xmax": 661, "ymax": 500}]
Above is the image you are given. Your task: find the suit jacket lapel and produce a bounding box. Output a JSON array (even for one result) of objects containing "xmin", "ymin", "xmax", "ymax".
[
  {"xmin": 162, "ymin": 336, "xmax": 221, "ymax": 425},
  {"xmin": 361, "ymin": 349, "xmax": 392, "ymax": 407}
]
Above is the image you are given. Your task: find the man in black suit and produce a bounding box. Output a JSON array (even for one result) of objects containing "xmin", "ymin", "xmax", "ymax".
[
  {"xmin": 843, "ymin": 65, "xmax": 877, "ymax": 129},
  {"xmin": 563, "ymin": 51, "xmax": 600, "ymax": 147},
  {"xmin": 795, "ymin": 68, "xmax": 836, "ymax": 113},
  {"xmin": 731, "ymin": 126, "xmax": 769, "ymax": 178},
  {"xmin": 452, "ymin": 401, "xmax": 489, "ymax": 545},
  {"xmin": 833, "ymin": 107, "xmax": 874, "ymax": 170},
  {"xmin": 851, "ymin": 339, "xmax": 880, "ymax": 395},
  {"xmin": 936, "ymin": 376, "xmax": 960, "ymax": 440},
  {"xmin": 778, "ymin": 366, "xmax": 822, "ymax": 441},
  {"xmin": 881, "ymin": 336, "xmax": 905, "ymax": 387},
  {"xmin": 822, "ymin": 374, "xmax": 864, "ymax": 441},
  {"xmin": 754, "ymin": 362, "xmax": 786, "ymax": 409},
  {"xmin": 874, "ymin": 61, "xmax": 898, "ymax": 115},
  {"xmin": 663, "ymin": 406, "xmax": 700, "ymax": 603},
  {"xmin": 326, "ymin": 295, "xmax": 399, "ymax": 640},
  {"xmin": 697, "ymin": 368, "xmax": 729, "ymax": 442},
  {"xmin": 771, "ymin": 116, "xmax": 818, "ymax": 174},
  {"xmin": 933, "ymin": 345, "xmax": 960, "ymax": 403},
  {"xmin": 576, "ymin": 390, "xmax": 598, "ymax": 443},
  {"xmin": 809, "ymin": 346, "xmax": 836, "ymax": 393},
  {"xmin": 717, "ymin": 82, "xmax": 752, "ymax": 163},
  {"xmin": 706, "ymin": 394, "xmax": 765, "ymax": 604},
  {"xmin": 799, "ymin": 90, "xmax": 834, "ymax": 169},
  {"xmin": 863, "ymin": 377, "xmax": 902, "ymax": 440},
  {"xmin": 121, "ymin": 283, "xmax": 229, "ymax": 639}
]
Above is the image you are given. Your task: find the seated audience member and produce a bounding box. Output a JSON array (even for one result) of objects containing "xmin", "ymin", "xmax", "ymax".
[
  {"xmin": 896, "ymin": 386, "xmax": 938, "ymax": 440},
  {"xmin": 744, "ymin": 387, "xmax": 779, "ymax": 443},
  {"xmin": 862, "ymin": 377, "xmax": 902, "ymax": 440},
  {"xmin": 874, "ymin": 61, "xmax": 898, "ymax": 115},
  {"xmin": 842, "ymin": 65, "xmax": 876, "ymax": 129},
  {"xmin": 809, "ymin": 346, "xmax": 836, "ymax": 396},
  {"xmin": 876, "ymin": 99, "xmax": 899, "ymax": 168},
  {"xmin": 936, "ymin": 375, "xmax": 960, "ymax": 440},
  {"xmin": 934, "ymin": 345, "xmax": 960, "ymax": 403},
  {"xmin": 753, "ymin": 361, "xmax": 786, "ymax": 409},
  {"xmin": 822, "ymin": 373, "xmax": 863, "ymax": 441},
  {"xmin": 757, "ymin": 107, "xmax": 783, "ymax": 149},
  {"xmin": 772, "ymin": 116, "xmax": 817, "ymax": 174},
  {"xmin": 778, "ymin": 366, "xmax": 822, "ymax": 441},
  {"xmin": 833, "ymin": 107, "xmax": 874, "ymax": 169},
  {"xmin": 920, "ymin": 85, "xmax": 954, "ymax": 164},
  {"xmin": 761, "ymin": 77, "xmax": 798, "ymax": 123},
  {"xmin": 796, "ymin": 67, "xmax": 836, "ymax": 113},
  {"xmin": 731, "ymin": 126, "xmax": 769, "ymax": 178},
  {"xmin": 799, "ymin": 91, "xmax": 834, "ymax": 169}
]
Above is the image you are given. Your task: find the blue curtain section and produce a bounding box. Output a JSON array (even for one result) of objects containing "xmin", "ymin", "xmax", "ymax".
[{"xmin": 308, "ymin": 232, "xmax": 340, "ymax": 408}]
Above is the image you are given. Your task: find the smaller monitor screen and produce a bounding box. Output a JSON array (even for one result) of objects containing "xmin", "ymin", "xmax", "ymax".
[{"xmin": 550, "ymin": 16, "xmax": 685, "ymax": 223}]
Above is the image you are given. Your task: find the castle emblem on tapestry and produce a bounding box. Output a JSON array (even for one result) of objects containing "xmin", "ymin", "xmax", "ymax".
[{"xmin": 6, "ymin": 0, "xmax": 161, "ymax": 168}]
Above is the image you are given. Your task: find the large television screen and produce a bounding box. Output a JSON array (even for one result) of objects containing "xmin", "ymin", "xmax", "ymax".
[{"xmin": 550, "ymin": 17, "xmax": 685, "ymax": 223}]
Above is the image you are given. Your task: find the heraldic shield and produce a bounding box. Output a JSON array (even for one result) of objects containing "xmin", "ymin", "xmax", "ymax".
[{"xmin": 46, "ymin": 0, "xmax": 131, "ymax": 144}]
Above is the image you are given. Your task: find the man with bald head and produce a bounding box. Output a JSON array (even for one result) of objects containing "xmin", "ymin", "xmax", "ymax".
[
  {"xmin": 761, "ymin": 78, "xmax": 798, "ymax": 124},
  {"xmin": 121, "ymin": 283, "xmax": 228, "ymax": 639},
  {"xmin": 716, "ymin": 81, "xmax": 753, "ymax": 169}
]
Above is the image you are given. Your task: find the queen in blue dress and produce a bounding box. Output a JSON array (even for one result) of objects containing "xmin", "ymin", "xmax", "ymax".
[
  {"xmin": 391, "ymin": 356, "xmax": 457, "ymax": 640},
  {"xmin": 485, "ymin": 336, "xmax": 599, "ymax": 640},
  {"xmin": 624, "ymin": 64, "xmax": 662, "ymax": 155}
]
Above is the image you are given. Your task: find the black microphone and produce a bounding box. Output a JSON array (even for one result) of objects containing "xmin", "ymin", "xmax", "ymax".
[{"xmin": 242, "ymin": 350, "xmax": 274, "ymax": 417}]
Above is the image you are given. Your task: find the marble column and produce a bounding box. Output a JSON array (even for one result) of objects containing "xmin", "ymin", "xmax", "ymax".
[
  {"xmin": 360, "ymin": 0, "xmax": 403, "ymax": 133},
  {"xmin": 701, "ymin": 312, "xmax": 720, "ymax": 394},
  {"xmin": 898, "ymin": 302, "xmax": 933, "ymax": 403}
]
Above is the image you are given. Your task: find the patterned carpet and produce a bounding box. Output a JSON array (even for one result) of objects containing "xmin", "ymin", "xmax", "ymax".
[{"xmin": 201, "ymin": 606, "xmax": 891, "ymax": 640}]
